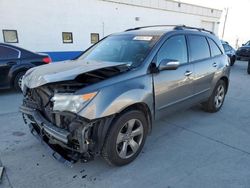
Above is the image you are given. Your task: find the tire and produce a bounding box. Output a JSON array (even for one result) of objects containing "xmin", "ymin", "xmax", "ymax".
[
  {"xmin": 202, "ymin": 80, "xmax": 226, "ymax": 113},
  {"xmin": 14, "ymin": 71, "xmax": 25, "ymax": 91},
  {"xmin": 248, "ymin": 61, "xmax": 250, "ymax": 74},
  {"xmin": 102, "ymin": 110, "xmax": 148, "ymax": 166},
  {"xmin": 230, "ymin": 56, "xmax": 236, "ymax": 66}
]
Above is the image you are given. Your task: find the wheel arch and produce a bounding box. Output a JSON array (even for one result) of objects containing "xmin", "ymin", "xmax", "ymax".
[
  {"xmin": 220, "ymin": 76, "xmax": 229, "ymax": 93},
  {"xmin": 117, "ymin": 102, "xmax": 153, "ymax": 134}
]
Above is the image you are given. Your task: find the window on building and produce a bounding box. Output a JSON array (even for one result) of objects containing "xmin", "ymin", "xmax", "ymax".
[
  {"xmin": 62, "ymin": 32, "xmax": 73, "ymax": 43},
  {"xmin": 188, "ymin": 35, "xmax": 210, "ymax": 62},
  {"xmin": 3, "ymin": 30, "xmax": 18, "ymax": 43},
  {"xmin": 157, "ymin": 35, "xmax": 188, "ymax": 64},
  {"xmin": 91, "ymin": 33, "xmax": 100, "ymax": 44},
  {"xmin": 0, "ymin": 46, "xmax": 20, "ymax": 59},
  {"xmin": 208, "ymin": 38, "xmax": 222, "ymax": 56}
]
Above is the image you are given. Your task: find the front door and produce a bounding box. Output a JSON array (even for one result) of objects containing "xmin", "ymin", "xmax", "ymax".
[{"xmin": 153, "ymin": 35, "xmax": 195, "ymax": 120}]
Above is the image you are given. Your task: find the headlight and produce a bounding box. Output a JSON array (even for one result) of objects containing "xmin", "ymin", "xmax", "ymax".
[{"xmin": 52, "ymin": 92, "xmax": 97, "ymax": 113}]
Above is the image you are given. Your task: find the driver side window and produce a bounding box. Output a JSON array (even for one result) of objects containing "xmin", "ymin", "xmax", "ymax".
[{"xmin": 157, "ymin": 35, "xmax": 188, "ymax": 64}]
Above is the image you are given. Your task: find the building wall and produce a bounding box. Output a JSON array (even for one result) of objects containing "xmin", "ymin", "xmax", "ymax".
[{"xmin": 0, "ymin": 0, "xmax": 222, "ymax": 61}]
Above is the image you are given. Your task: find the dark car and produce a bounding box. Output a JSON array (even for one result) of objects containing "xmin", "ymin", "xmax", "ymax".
[
  {"xmin": 0, "ymin": 43, "xmax": 51, "ymax": 90},
  {"xmin": 221, "ymin": 41, "xmax": 236, "ymax": 66},
  {"xmin": 236, "ymin": 41, "xmax": 250, "ymax": 61}
]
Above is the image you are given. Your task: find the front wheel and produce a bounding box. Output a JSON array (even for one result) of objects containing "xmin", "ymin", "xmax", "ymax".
[
  {"xmin": 202, "ymin": 80, "xmax": 226, "ymax": 113},
  {"xmin": 102, "ymin": 110, "xmax": 148, "ymax": 166}
]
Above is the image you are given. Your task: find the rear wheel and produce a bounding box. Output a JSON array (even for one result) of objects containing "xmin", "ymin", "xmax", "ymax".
[
  {"xmin": 14, "ymin": 72, "xmax": 25, "ymax": 91},
  {"xmin": 102, "ymin": 110, "xmax": 148, "ymax": 166},
  {"xmin": 202, "ymin": 80, "xmax": 226, "ymax": 113}
]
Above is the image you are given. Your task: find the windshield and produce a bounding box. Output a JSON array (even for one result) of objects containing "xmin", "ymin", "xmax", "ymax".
[
  {"xmin": 245, "ymin": 41, "xmax": 250, "ymax": 46},
  {"xmin": 78, "ymin": 35, "xmax": 160, "ymax": 67}
]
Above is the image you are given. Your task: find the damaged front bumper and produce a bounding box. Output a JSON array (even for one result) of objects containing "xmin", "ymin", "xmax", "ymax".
[{"xmin": 20, "ymin": 104, "xmax": 114, "ymax": 163}]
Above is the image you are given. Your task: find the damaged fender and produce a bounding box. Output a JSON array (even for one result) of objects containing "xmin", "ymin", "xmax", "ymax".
[{"xmin": 77, "ymin": 74, "xmax": 154, "ymax": 120}]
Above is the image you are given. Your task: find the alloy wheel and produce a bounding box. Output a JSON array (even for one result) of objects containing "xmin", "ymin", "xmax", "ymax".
[
  {"xmin": 214, "ymin": 84, "xmax": 225, "ymax": 109},
  {"xmin": 18, "ymin": 75, "xmax": 24, "ymax": 89},
  {"xmin": 116, "ymin": 119, "xmax": 144, "ymax": 159}
]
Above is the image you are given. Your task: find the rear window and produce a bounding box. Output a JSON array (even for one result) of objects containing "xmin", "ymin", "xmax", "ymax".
[
  {"xmin": 188, "ymin": 35, "xmax": 210, "ymax": 62},
  {"xmin": 0, "ymin": 46, "xmax": 19, "ymax": 59},
  {"xmin": 208, "ymin": 38, "xmax": 222, "ymax": 56}
]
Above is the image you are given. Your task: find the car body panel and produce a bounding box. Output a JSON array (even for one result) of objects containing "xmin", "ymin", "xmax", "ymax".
[
  {"xmin": 78, "ymin": 74, "xmax": 154, "ymax": 119},
  {"xmin": 22, "ymin": 60, "xmax": 128, "ymax": 89},
  {"xmin": 153, "ymin": 63, "xmax": 195, "ymax": 119}
]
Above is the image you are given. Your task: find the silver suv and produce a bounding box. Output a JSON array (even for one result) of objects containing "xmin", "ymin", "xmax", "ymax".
[{"xmin": 20, "ymin": 25, "xmax": 230, "ymax": 166}]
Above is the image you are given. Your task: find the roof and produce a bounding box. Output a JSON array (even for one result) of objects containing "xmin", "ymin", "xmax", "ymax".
[{"xmin": 113, "ymin": 25, "xmax": 215, "ymax": 37}]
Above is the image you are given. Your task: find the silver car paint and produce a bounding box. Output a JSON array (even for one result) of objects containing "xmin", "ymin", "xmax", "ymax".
[
  {"xmin": 22, "ymin": 30, "xmax": 230, "ymax": 122},
  {"xmin": 22, "ymin": 60, "xmax": 127, "ymax": 89},
  {"xmin": 78, "ymin": 74, "xmax": 154, "ymax": 119}
]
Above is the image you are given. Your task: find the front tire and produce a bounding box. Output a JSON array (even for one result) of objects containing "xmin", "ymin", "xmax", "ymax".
[
  {"xmin": 14, "ymin": 72, "xmax": 25, "ymax": 91},
  {"xmin": 202, "ymin": 80, "xmax": 226, "ymax": 113},
  {"xmin": 102, "ymin": 110, "xmax": 148, "ymax": 166}
]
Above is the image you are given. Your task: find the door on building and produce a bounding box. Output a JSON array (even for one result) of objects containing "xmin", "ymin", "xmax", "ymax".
[{"xmin": 201, "ymin": 21, "xmax": 215, "ymax": 32}]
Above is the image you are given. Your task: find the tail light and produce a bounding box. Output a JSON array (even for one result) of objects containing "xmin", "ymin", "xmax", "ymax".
[{"xmin": 42, "ymin": 57, "xmax": 52, "ymax": 64}]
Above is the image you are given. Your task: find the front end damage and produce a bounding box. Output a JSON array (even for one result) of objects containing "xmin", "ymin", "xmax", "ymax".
[
  {"xmin": 20, "ymin": 62, "xmax": 129, "ymax": 163},
  {"xmin": 20, "ymin": 83, "xmax": 114, "ymax": 163}
]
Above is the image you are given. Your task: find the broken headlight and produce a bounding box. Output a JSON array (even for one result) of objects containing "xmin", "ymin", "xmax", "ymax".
[{"xmin": 52, "ymin": 92, "xmax": 97, "ymax": 113}]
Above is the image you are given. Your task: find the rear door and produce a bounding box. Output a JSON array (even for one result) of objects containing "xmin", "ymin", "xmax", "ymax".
[
  {"xmin": 0, "ymin": 45, "xmax": 20, "ymax": 87},
  {"xmin": 153, "ymin": 35, "xmax": 195, "ymax": 119},
  {"xmin": 187, "ymin": 35, "xmax": 222, "ymax": 101}
]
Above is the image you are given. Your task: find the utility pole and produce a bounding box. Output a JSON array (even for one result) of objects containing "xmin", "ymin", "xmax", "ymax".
[{"xmin": 222, "ymin": 8, "xmax": 229, "ymax": 39}]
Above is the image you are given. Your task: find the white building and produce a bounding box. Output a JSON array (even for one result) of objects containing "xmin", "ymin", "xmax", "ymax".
[{"xmin": 0, "ymin": 0, "xmax": 222, "ymax": 61}]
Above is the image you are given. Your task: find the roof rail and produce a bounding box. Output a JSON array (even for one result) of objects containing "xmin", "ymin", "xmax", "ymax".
[
  {"xmin": 174, "ymin": 25, "xmax": 215, "ymax": 35},
  {"xmin": 125, "ymin": 25, "xmax": 181, "ymax": 32},
  {"xmin": 125, "ymin": 24, "xmax": 214, "ymax": 35}
]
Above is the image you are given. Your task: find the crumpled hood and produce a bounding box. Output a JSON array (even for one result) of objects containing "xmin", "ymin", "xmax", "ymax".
[{"xmin": 23, "ymin": 59, "xmax": 128, "ymax": 89}]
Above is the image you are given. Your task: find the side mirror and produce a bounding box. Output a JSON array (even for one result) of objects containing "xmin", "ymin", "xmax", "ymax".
[
  {"xmin": 159, "ymin": 59, "xmax": 180, "ymax": 71},
  {"xmin": 242, "ymin": 43, "xmax": 245, "ymax": 46}
]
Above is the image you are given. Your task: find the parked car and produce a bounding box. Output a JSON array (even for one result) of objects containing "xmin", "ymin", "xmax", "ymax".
[
  {"xmin": 221, "ymin": 41, "xmax": 236, "ymax": 66},
  {"xmin": 236, "ymin": 40, "xmax": 250, "ymax": 61},
  {"xmin": 0, "ymin": 43, "xmax": 51, "ymax": 90},
  {"xmin": 20, "ymin": 25, "xmax": 230, "ymax": 166}
]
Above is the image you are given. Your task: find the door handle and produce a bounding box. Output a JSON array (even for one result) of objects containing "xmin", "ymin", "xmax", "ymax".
[
  {"xmin": 212, "ymin": 62, "xmax": 218, "ymax": 67},
  {"xmin": 184, "ymin": 71, "xmax": 193, "ymax": 77}
]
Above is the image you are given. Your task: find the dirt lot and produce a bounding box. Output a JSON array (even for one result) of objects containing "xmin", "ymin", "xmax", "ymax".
[{"xmin": 0, "ymin": 61, "xmax": 250, "ymax": 188}]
